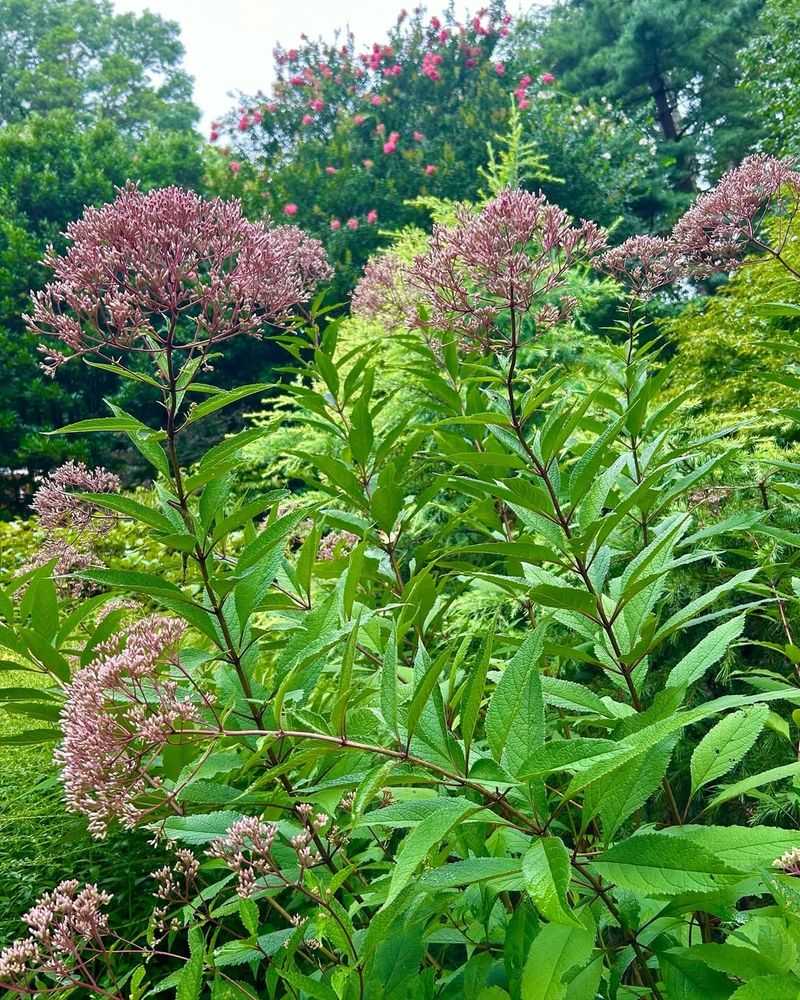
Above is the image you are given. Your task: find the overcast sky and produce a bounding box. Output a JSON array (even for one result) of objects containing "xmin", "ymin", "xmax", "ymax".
[{"xmin": 112, "ymin": 0, "xmax": 537, "ymax": 129}]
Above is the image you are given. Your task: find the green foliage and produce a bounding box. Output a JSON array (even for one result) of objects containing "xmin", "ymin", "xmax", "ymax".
[
  {"xmin": 0, "ymin": 0, "xmax": 197, "ymax": 132},
  {"xmin": 529, "ymin": 0, "xmax": 765, "ymax": 190},
  {"xmin": 742, "ymin": 0, "xmax": 800, "ymax": 155}
]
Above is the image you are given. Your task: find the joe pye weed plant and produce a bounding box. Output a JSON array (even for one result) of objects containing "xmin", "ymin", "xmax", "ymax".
[{"xmin": 3, "ymin": 159, "xmax": 800, "ymax": 999}]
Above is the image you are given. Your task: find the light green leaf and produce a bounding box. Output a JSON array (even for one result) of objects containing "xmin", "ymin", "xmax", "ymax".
[
  {"xmin": 183, "ymin": 383, "xmax": 269, "ymax": 426},
  {"xmin": 486, "ymin": 627, "xmax": 546, "ymax": 775},
  {"xmin": 666, "ymin": 615, "xmax": 746, "ymax": 689},
  {"xmin": 706, "ymin": 760, "xmax": 800, "ymax": 810},
  {"xmin": 593, "ymin": 833, "xmax": 743, "ymax": 896},
  {"xmin": 384, "ymin": 800, "xmax": 476, "ymax": 907},
  {"xmin": 162, "ymin": 811, "xmax": 242, "ymax": 845},
  {"xmin": 176, "ymin": 926, "xmax": 204, "ymax": 1000},
  {"xmin": 522, "ymin": 836, "xmax": 581, "ymax": 927},
  {"xmin": 521, "ymin": 922, "xmax": 594, "ymax": 1000},
  {"xmin": 691, "ymin": 705, "xmax": 768, "ymax": 794},
  {"xmin": 730, "ymin": 975, "xmax": 800, "ymax": 999}
]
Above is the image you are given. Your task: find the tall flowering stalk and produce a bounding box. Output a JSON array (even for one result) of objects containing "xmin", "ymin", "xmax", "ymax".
[{"xmin": 406, "ymin": 188, "xmax": 606, "ymax": 348}]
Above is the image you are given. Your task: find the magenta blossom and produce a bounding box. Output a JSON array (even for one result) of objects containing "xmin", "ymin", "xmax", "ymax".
[
  {"xmin": 347, "ymin": 217, "xmax": 359, "ymax": 231},
  {"xmin": 283, "ymin": 203, "xmax": 298, "ymax": 216},
  {"xmin": 325, "ymin": 165, "xmax": 338, "ymax": 175},
  {"xmin": 32, "ymin": 461, "xmax": 120, "ymax": 532},
  {"xmin": 540, "ymin": 72, "xmax": 556, "ymax": 85},
  {"xmin": 301, "ymin": 113, "xmax": 314, "ymax": 125},
  {"xmin": 367, "ymin": 209, "xmax": 379, "ymax": 224},
  {"xmin": 425, "ymin": 164, "xmax": 438, "ymax": 176},
  {"xmin": 330, "ymin": 218, "xmax": 341, "ymax": 231},
  {"xmin": 229, "ymin": 160, "xmax": 241, "ymax": 173},
  {"xmin": 26, "ymin": 184, "xmax": 331, "ymax": 375}
]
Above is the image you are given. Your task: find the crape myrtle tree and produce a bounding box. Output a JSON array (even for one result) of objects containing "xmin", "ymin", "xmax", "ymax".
[
  {"xmin": 527, "ymin": 0, "xmax": 766, "ymax": 196},
  {"xmin": 211, "ymin": 3, "xmax": 533, "ymax": 294},
  {"xmin": 4, "ymin": 159, "xmax": 800, "ymax": 997}
]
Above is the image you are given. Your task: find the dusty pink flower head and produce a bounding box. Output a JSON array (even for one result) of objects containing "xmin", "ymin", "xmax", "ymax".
[
  {"xmin": 495, "ymin": 62, "xmax": 506, "ymax": 75},
  {"xmin": 283, "ymin": 202, "xmax": 299, "ymax": 216},
  {"xmin": 325, "ymin": 165, "xmax": 338, "ymax": 175},
  {"xmin": 207, "ymin": 816, "xmax": 279, "ymax": 897},
  {"xmin": 353, "ymin": 254, "xmax": 418, "ymax": 329},
  {"xmin": 413, "ymin": 130, "xmax": 425, "ymax": 142},
  {"xmin": 309, "ymin": 98, "xmax": 325, "ymax": 112},
  {"xmin": 599, "ymin": 234, "xmax": 686, "ymax": 297},
  {"xmin": 23, "ymin": 538, "xmax": 101, "ymax": 598},
  {"xmin": 27, "ymin": 184, "xmax": 331, "ymax": 375},
  {"xmin": 353, "ymin": 113, "xmax": 366, "ymax": 125},
  {"xmin": 347, "ymin": 217, "xmax": 360, "ymax": 231},
  {"xmin": 57, "ymin": 615, "xmax": 194, "ymax": 837},
  {"xmin": 407, "ymin": 188, "xmax": 606, "ymax": 346},
  {"xmin": 301, "ymin": 113, "xmax": 314, "ymax": 125},
  {"xmin": 366, "ymin": 209, "xmax": 378, "ymax": 224},
  {"xmin": 32, "ymin": 461, "xmax": 120, "ymax": 532},
  {"xmin": 383, "ymin": 141, "xmax": 397, "ymax": 154},
  {"xmin": 540, "ymin": 72, "xmax": 556, "ymax": 85},
  {"xmin": 370, "ymin": 94, "xmax": 383, "ymax": 107},
  {"xmin": 318, "ymin": 529, "xmax": 359, "ymax": 560},
  {"xmin": 229, "ymin": 160, "xmax": 241, "ymax": 173},
  {"xmin": 672, "ymin": 154, "xmax": 800, "ymax": 275},
  {"xmin": 0, "ymin": 881, "xmax": 113, "ymax": 987},
  {"xmin": 209, "ymin": 129, "xmax": 219, "ymax": 142},
  {"xmin": 362, "ymin": 158, "xmax": 374, "ymax": 169},
  {"xmin": 330, "ymin": 218, "xmax": 342, "ymax": 231},
  {"xmin": 424, "ymin": 163, "xmax": 437, "ymax": 176}
]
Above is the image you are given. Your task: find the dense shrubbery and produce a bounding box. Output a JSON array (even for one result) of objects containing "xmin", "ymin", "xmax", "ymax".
[{"xmin": 2, "ymin": 155, "xmax": 800, "ymax": 999}]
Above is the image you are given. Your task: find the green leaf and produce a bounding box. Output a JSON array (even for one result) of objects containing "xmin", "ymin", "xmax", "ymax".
[
  {"xmin": 77, "ymin": 493, "xmax": 178, "ymax": 534},
  {"xmin": 183, "ymin": 383, "xmax": 269, "ymax": 426},
  {"xmin": 176, "ymin": 926, "xmax": 204, "ymax": 1000},
  {"xmin": 523, "ymin": 836, "xmax": 581, "ymax": 927},
  {"xmin": 420, "ymin": 857, "xmax": 522, "ymax": 891},
  {"xmin": 593, "ymin": 833, "xmax": 743, "ymax": 896},
  {"xmin": 486, "ymin": 626, "xmax": 546, "ymax": 775},
  {"xmin": 680, "ymin": 824, "xmax": 800, "ymax": 870},
  {"xmin": 691, "ymin": 705, "xmax": 768, "ymax": 794},
  {"xmin": 660, "ymin": 949, "xmax": 737, "ymax": 1000},
  {"xmin": 460, "ymin": 632, "xmax": 491, "ymax": 756},
  {"xmin": 162, "ymin": 811, "xmax": 242, "ymax": 845},
  {"xmin": 666, "ymin": 615, "xmax": 746, "ymax": 689},
  {"xmin": 50, "ymin": 416, "xmax": 146, "ymax": 434},
  {"xmin": 521, "ymin": 922, "xmax": 594, "ymax": 1000},
  {"xmin": 384, "ymin": 799, "xmax": 477, "ymax": 906},
  {"xmin": 0, "ymin": 729, "xmax": 59, "ymax": 746},
  {"xmin": 406, "ymin": 642, "xmax": 445, "ymax": 742},
  {"xmin": 730, "ymin": 976, "xmax": 800, "ymax": 999},
  {"xmin": 381, "ymin": 627, "xmax": 399, "ymax": 735},
  {"xmin": 518, "ymin": 739, "xmax": 619, "ymax": 779},
  {"xmin": 706, "ymin": 760, "xmax": 800, "ymax": 810}
]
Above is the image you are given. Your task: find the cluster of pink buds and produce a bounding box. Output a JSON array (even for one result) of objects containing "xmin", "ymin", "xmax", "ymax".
[
  {"xmin": 514, "ymin": 75, "xmax": 532, "ymax": 110},
  {"xmin": 207, "ymin": 816, "xmax": 279, "ymax": 897},
  {"xmin": 383, "ymin": 63, "xmax": 403, "ymax": 78},
  {"xmin": 406, "ymin": 188, "xmax": 606, "ymax": 347},
  {"xmin": 383, "ymin": 130, "xmax": 400, "ymax": 154},
  {"xmin": 600, "ymin": 155, "xmax": 800, "ymax": 295},
  {"xmin": 57, "ymin": 615, "xmax": 194, "ymax": 837},
  {"xmin": 152, "ymin": 849, "xmax": 199, "ymax": 934},
  {"xmin": 318, "ymin": 530, "xmax": 359, "ymax": 560},
  {"xmin": 27, "ymin": 184, "xmax": 331, "ymax": 375},
  {"xmin": 0, "ymin": 881, "xmax": 113, "ymax": 990},
  {"xmin": 774, "ymin": 848, "xmax": 800, "ymax": 875},
  {"xmin": 32, "ymin": 460, "xmax": 120, "ymax": 532}
]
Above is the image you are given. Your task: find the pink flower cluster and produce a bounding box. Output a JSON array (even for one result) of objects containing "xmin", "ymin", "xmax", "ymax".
[
  {"xmin": 384, "ymin": 130, "xmax": 400, "ymax": 154},
  {"xmin": 422, "ymin": 50, "xmax": 444, "ymax": 81},
  {"xmin": 330, "ymin": 211, "xmax": 378, "ymax": 231},
  {"xmin": 0, "ymin": 881, "xmax": 112, "ymax": 988},
  {"xmin": 57, "ymin": 615, "xmax": 193, "ymax": 837},
  {"xmin": 601, "ymin": 155, "xmax": 800, "ymax": 294},
  {"xmin": 208, "ymin": 816, "xmax": 279, "ymax": 897},
  {"xmin": 32, "ymin": 460, "xmax": 120, "ymax": 532},
  {"xmin": 406, "ymin": 188, "xmax": 606, "ymax": 344},
  {"xmin": 27, "ymin": 184, "xmax": 332, "ymax": 374}
]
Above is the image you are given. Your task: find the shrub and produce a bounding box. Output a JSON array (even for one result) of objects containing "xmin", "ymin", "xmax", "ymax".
[{"xmin": 3, "ymin": 159, "xmax": 800, "ymax": 999}]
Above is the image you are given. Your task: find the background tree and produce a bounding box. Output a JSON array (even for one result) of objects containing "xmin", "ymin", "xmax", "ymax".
[
  {"xmin": 528, "ymin": 0, "xmax": 765, "ymax": 194},
  {"xmin": 0, "ymin": 0, "xmax": 197, "ymax": 132},
  {"xmin": 742, "ymin": 0, "xmax": 800, "ymax": 155}
]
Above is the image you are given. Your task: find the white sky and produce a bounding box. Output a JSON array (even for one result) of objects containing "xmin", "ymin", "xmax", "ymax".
[{"xmin": 112, "ymin": 0, "xmax": 537, "ymax": 129}]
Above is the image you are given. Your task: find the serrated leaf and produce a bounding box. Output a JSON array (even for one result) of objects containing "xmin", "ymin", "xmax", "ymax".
[
  {"xmin": 666, "ymin": 615, "xmax": 746, "ymax": 689},
  {"xmin": 486, "ymin": 627, "xmax": 546, "ymax": 775},
  {"xmin": 521, "ymin": 922, "xmax": 594, "ymax": 1000},
  {"xmin": 691, "ymin": 705, "xmax": 768, "ymax": 794},
  {"xmin": 593, "ymin": 833, "xmax": 743, "ymax": 897},
  {"xmin": 523, "ymin": 836, "xmax": 581, "ymax": 927}
]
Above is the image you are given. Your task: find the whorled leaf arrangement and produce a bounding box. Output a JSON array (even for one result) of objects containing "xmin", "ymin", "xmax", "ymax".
[{"xmin": 2, "ymin": 159, "xmax": 800, "ymax": 999}]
